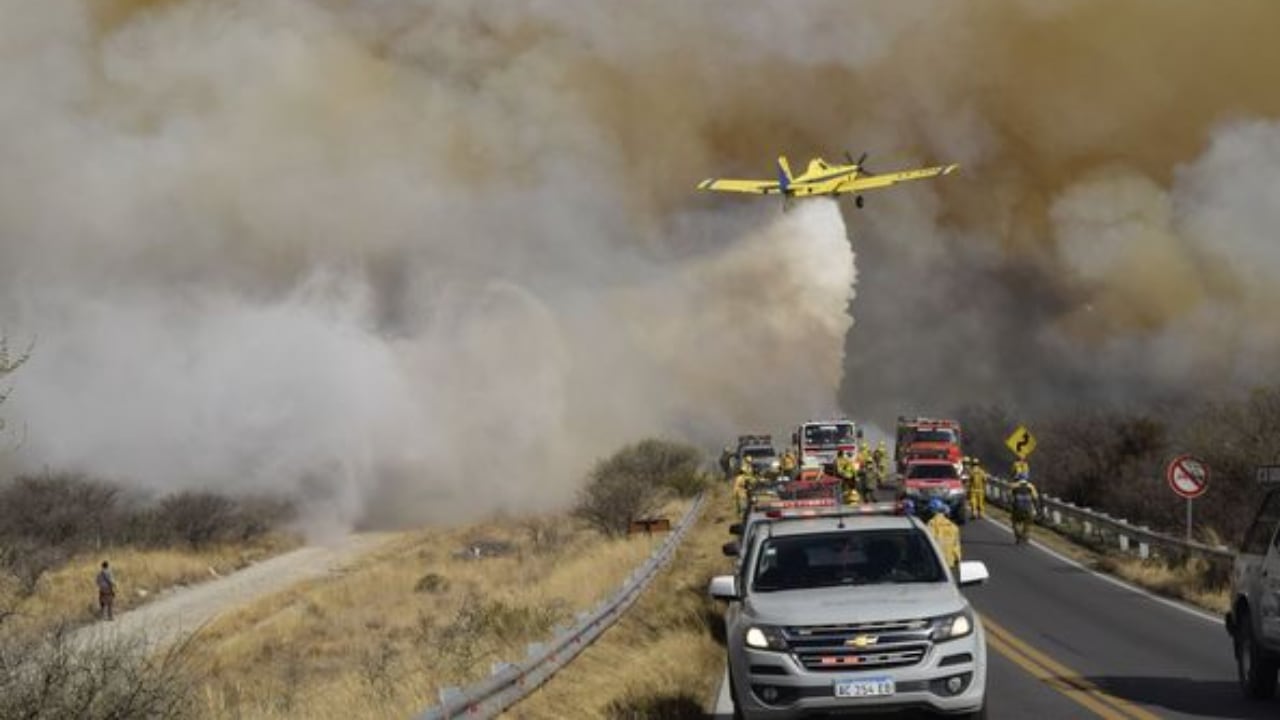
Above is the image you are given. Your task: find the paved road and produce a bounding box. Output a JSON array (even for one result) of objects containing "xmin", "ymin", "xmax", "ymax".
[
  {"xmin": 711, "ymin": 517, "xmax": 1277, "ymax": 718},
  {"xmin": 966, "ymin": 518, "xmax": 1274, "ymax": 720}
]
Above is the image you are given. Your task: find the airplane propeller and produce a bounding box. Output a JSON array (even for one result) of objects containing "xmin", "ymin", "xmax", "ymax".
[
  {"xmin": 845, "ymin": 151, "xmax": 874, "ymax": 175},
  {"xmin": 845, "ymin": 151, "xmax": 870, "ymax": 210}
]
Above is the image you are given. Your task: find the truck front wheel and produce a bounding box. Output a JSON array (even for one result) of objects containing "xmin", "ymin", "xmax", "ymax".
[{"xmin": 1236, "ymin": 611, "xmax": 1279, "ymax": 700}]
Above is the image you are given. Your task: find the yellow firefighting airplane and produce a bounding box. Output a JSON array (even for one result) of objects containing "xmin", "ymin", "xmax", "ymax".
[{"xmin": 697, "ymin": 152, "xmax": 958, "ymax": 209}]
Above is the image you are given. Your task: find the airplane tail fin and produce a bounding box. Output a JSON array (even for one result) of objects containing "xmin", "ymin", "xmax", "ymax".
[{"xmin": 776, "ymin": 156, "xmax": 793, "ymax": 192}]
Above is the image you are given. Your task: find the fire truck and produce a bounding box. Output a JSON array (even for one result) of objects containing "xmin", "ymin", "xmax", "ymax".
[
  {"xmin": 894, "ymin": 417, "xmax": 964, "ymax": 476},
  {"xmin": 792, "ymin": 419, "xmax": 862, "ymax": 476}
]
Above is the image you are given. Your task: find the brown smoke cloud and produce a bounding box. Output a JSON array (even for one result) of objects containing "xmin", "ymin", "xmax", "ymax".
[{"xmin": 1, "ymin": 0, "xmax": 1278, "ymax": 527}]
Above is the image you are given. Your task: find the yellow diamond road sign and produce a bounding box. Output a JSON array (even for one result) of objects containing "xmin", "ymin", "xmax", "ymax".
[{"xmin": 1005, "ymin": 426, "xmax": 1037, "ymax": 459}]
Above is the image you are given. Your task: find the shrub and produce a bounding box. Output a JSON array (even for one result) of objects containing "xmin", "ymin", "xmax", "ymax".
[
  {"xmin": 0, "ymin": 473, "xmax": 294, "ymax": 593},
  {"xmin": 0, "ymin": 625, "xmax": 198, "ymax": 719},
  {"xmin": 573, "ymin": 439, "xmax": 704, "ymax": 538},
  {"xmin": 414, "ymin": 573, "xmax": 449, "ymax": 594}
]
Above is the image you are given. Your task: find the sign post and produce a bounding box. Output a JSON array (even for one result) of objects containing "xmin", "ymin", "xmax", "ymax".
[{"xmin": 1166, "ymin": 455, "xmax": 1209, "ymax": 542}]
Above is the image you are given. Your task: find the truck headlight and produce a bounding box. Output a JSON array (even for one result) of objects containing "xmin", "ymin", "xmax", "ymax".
[
  {"xmin": 930, "ymin": 610, "xmax": 974, "ymax": 642},
  {"xmin": 947, "ymin": 486, "xmax": 965, "ymax": 497},
  {"xmin": 744, "ymin": 625, "xmax": 789, "ymax": 651}
]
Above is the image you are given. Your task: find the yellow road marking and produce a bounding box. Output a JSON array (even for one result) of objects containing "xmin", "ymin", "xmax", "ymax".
[
  {"xmin": 984, "ymin": 630, "xmax": 1127, "ymax": 719},
  {"xmin": 983, "ymin": 614, "xmax": 1163, "ymax": 720}
]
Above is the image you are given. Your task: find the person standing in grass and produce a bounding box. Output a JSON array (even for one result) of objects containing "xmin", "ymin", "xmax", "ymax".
[{"xmin": 96, "ymin": 560, "xmax": 116, "ymax": 621}]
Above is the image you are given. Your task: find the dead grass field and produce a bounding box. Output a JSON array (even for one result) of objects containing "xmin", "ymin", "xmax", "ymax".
[
  {"xmin": 507, "ymin": 484, "xmax": 734, "ymax": 720},
  {"xmin": 0, "ymin": 534, "xmax": 297, "ymax": 636},
  {"xmin": 185, "ymin": 499, "xmax": 693, "ymax": 719},
  {"xmin": 984, "ymin": 506, "xmax": 1229, "ymax": 614}
]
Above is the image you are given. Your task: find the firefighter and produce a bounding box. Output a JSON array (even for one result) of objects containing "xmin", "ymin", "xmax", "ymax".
[
  {"xmin": 733, "ymin": 463, "xmax": 755, "ymax": 513},
  {"xmin": 856, "ymin": 443, "xmax": 875, "ymax": 501},
  {"xmin": 926, "ymin": 498, "xmax": 962, "ymax": 573},
  {"xmin": 1009, "ymin": 471, "xmax": 1041, "ymax": 544},
  {"xmin": 967, "ymin": 457, "xmax": 988, "ymax": 519},
  {"xmin": 835, "ymin": 450, "xmax": 857, "ymax": 500},
  {"xmin": 1012, "ymin": 457, "xmax": 1030, "ymax": 480},
  {"xmin": 780, "ymin": 448, "xmax": 797, "ymax": 480},
  {"xmin": 719, "ymin": 446, "xmax": 735, "ymax": 481},
  {"xmin": 872, "ymin": 441, "xmax": 889, "ymax": 481}
]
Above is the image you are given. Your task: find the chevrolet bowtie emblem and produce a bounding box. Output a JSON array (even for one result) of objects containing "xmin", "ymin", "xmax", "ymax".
[{"xmin": 846, "ymin": 634, "xmax": 878, "ymax": 648}]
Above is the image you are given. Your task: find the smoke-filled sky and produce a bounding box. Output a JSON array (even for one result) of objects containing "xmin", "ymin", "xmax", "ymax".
[{"xmin": 2, "ymin": 0, "xmax": 1279, "ymax": 528}]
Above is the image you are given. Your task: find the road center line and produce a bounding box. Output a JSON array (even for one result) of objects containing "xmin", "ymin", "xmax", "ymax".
[
  {"xmin": 984, "ymin": 629, "xmax": 1126, "ymax": 719},
  {"xmin": 983, "ymin": 614, "xmax": 1163, "ymax": 720}
]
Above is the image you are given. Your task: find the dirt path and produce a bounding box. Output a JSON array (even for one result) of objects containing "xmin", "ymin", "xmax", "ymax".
[{"xmin": 71, "ymin": 533, "xmax": 394, "ymax": 655}]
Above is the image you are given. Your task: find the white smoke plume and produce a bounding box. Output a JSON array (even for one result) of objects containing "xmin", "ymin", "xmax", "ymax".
[{"xmin": 0, "ymin": 0, "xmax": 860, "ymax": 529}]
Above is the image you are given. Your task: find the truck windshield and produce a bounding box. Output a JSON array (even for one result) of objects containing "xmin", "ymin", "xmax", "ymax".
[
  {"xmin": 910, "ymin": 428, "xmax": 957, "ymax": 444},
  {"xmin": 907, "ymin": 464, "xmax": 959, "ymax": 480},
  {"xmin": 742, "ymin": 447, "xmax": 776, "ymax": 460},
  {"xmin": 753, "ymin": 529, "xmax": 945, "ymax": 591},
  {"xmin": 803, "ymin": 424, "xmax": 855, "ymax": 447}
]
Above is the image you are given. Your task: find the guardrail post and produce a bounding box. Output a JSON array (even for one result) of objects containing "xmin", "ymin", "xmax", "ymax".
[
  {"xmin": 1083, "ymin": 520, "xmax": 1092, "ymax": 537},
  {"xmin": 1138, "ymin": 542, "xmax": 1150, "ymax": 560},
  {"xmin": 1118, "ymin": 534, "xmax": 1129, "ymax": 553},
  {"xmin": 1051, "ymin": 510, "xmax": 1061, "ymax": 526}
]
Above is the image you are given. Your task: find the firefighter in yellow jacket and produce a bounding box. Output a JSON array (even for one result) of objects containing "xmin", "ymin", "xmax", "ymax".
[
  {"xmin": 733, "ymin": 465, "xmax": 755, "ymax": 514},
  {"xmin": 926, "ymin": 498, "xmax": 962, "ymax": 572},
  {"xmin": 779, "ymin": 449, "xmax": 797, "ymax": 480},
  {"xmin": 967, "ymin": 457, "xmax": 988, "ymax": 519}
]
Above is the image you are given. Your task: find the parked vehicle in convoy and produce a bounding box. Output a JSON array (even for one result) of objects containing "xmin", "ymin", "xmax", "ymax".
[
  {"xmin": 738, "ymin": 434, "xmax": 782, "ymax": 478},
  {"xmin": 901, "ymin": 459, "xmax": 969, "ymax": 524},
  {"xmin": 711, "ymin": 502, "xmax": 990, "ymax": 718},
  {"xmin": 793, "ymin": 420, "xmax": 861, "ymax": 474},
  {"xmin": 895, "ymin": 417, "xmax": 964, "ymax": 476},
  {"xmin": 1226, "ymin": 467, "xmax": 1280, "ymax": 699}
]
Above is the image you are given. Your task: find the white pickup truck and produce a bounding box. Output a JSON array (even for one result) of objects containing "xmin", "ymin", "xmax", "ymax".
[{"xmin": 1226, "ymin": 466, "xmax": 1280, "ymax": 699}]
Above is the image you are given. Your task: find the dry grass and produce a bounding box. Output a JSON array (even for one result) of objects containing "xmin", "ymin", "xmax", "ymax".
[
  {"xmin": 506, "ymin": 484, "xmax": 734, "ymax": 720},
  {"xmin": 185, "ymin": 499, "xmax": 693, "ymax": 719},
  {"xmin": 0, "ymin": 534, "xmax": 297, "ymax": 635},
  {"xmin": 986, "ymin": 506, "xmax": 1229, "ymax": 614}
]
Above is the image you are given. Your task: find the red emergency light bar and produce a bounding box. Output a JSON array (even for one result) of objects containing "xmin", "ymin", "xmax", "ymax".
[
  {"xmin": 758, "ymin": 498, "xmax": 837, "ymax": 511},
  {"xmin": 764, "ymin": 501, "xmax": 903, "ymax": 519}
]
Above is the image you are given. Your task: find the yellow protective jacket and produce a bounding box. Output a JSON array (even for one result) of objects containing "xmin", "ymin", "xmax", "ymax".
[
  {"xmin": 780, "ymin": 452, "xmax": 797, "ymax": 472},
  {"xmin": 927, "ymin": 514, "xmax": 962, "ymax": 568},
  {"xmin": 835, "ymin": 456, "xmax": 856, "ymax": 479},
  {"xmin": 968, "ymin": 466, "xmax": 988, "ymax": 493}
]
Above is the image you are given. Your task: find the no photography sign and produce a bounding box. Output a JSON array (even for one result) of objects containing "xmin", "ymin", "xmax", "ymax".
[{"xmin": 1166, "ymin": 455, "xmax": 1209, "ymax": 499}]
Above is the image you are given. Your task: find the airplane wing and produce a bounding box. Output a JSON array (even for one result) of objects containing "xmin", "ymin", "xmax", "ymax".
[
  {"xmin": 833, "ymin": 164, "xmax": 959, "ymax": 194},
  {"xmin": 696, "ymin": 178, "xmax": 783, "ymax": 195}
]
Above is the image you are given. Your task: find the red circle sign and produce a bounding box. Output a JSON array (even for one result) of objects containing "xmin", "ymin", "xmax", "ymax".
[{"xmin": 1166, "ymin": 454, "xmax": 1209, "ymax": 499}]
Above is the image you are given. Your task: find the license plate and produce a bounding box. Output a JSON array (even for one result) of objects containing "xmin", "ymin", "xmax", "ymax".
[{"xmin": 833, "ymin": 676, "xmax": 895, "ymax": 698}]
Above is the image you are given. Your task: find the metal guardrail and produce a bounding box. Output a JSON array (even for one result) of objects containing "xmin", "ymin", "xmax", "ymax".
[
  {"xmin": 415, "ymin": 492, "xmax": 708, "ymax": 720},
  {"xmin": 986, "ymin": 476, "xmax": 1234, "ymax": 561}
]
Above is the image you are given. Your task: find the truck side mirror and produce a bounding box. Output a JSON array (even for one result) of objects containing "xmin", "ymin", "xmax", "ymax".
[
  {"xmin": 729, "ymin": 523, "xmax": 743, "ymax": 535},
  {"xmin": 792, "ymin": 432, "xmax": 799, "ymax": 446},
  {"xmin": 708, "ymin": 575, "xmax": 740, "ymax": 600},
  {"xmin": 722, "ymin": 541, "xmax": 740, "ymax": 557},
  {"xmin": 958, "ymin": 561, "xmax": 990, "ymax": 587}
]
